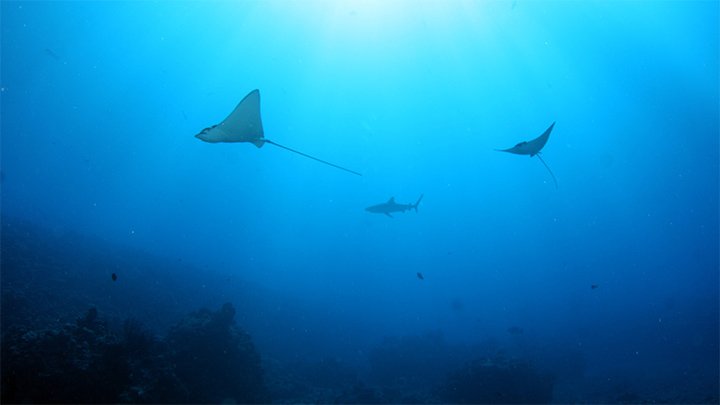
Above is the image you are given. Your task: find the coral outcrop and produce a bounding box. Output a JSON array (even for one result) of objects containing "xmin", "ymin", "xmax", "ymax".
[
  {"xmin": 438, "ymin": 356, "xmax": 555, "ymax": 404},
  {"xmin": 1, "ymin": 303, "xmax": 267, "ymax": 404}
]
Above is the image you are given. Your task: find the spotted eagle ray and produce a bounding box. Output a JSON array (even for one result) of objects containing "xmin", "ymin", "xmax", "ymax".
[
  {"xmin": 496, "ymin": 122, "xmax": 558, "ymax": 188},
  {"xmin": 195, "ymin": 89, "xmax": 361, "ymax": 176},
  {"xmin": 365, "ymin": 195, "xmax": 424, "ymax": 218}
]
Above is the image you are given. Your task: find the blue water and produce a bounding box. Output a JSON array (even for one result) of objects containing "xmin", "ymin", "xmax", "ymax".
[{"xmin": 2, "ymin": 1, "xmax": 718, "ymax": 403}]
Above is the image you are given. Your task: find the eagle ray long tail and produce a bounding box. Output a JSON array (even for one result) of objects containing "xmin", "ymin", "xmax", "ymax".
[
  {"xmin": 264, "ymin": 139, "xmax": 362, "ymax": 176},
  {"xmin": 536, "ymin": 154, "xmax": 558, "ymax": 188}
]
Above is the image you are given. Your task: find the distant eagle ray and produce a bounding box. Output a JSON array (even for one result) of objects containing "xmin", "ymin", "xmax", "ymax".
[
  {"xmin": 496, "ymin": 122, "xmax": 558, "ymax": 188},
  {"xmin": 195, "ymin": 89, "xmax": 362, "ymax": 176}
]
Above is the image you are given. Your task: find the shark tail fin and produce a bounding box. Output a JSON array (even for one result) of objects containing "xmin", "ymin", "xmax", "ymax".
[{"xmin": 414, "ymin": 194, "xmax": 424, "ymax": 212}]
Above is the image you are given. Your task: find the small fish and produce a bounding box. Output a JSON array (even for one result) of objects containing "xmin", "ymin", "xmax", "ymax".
[
  {"xmin": 45, "ymin": 48, "xmax": 61, "ymax": 61},
  {"xmin": 111, "ymin": 273, "xmax": 118, "ymax": 282},
  {"xmin": 416, "ymin": 272, "xmax": 424, "ymax": 280},
  {"xmin": 591, "ymin": 284, "xmax": 599, "ymax": 289}
]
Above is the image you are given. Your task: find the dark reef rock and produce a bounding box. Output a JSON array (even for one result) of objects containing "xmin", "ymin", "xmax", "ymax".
[
  {"xmin": 334, "ymin": 382, "xmax": 384, "ymax": 404},
  {"xmin": 265, "ymin": 356, "xmax": 363, "ymax": 403},
  {"xmin": 368, "ymin": 331, "xmax": 464, "ymax": 388},
  {"xmin": 1, "ymin": 303, "xmax": 268, "ymax": 404},
  {"xmin": 1, "ymin": 307, "xmax": 129, "ymax": 403},
  {"xmin": 438, "ymin": 356, "xmax": 555, "ymax": 404},
  {"xmin": 165, "ymin": 302, "xmax": 268, "ymax": 404}
]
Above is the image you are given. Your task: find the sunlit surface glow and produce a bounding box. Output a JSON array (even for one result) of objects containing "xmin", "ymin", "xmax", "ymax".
[{"xmin": 271, "ymin": 0, "xmax": 491, "ymax": 47}]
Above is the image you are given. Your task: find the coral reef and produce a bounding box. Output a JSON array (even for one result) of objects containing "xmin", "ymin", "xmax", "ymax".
[
  {"xmin": 2, "ymin": 307, "xmax": 130, "ymax": 403},
  {"xmin": 165, "ymin": 302, "xmax": 268, "ymax": 403},
  {"xmin": 438, "ymin": 356, "xmax": 555, "ymax": 404},
  {"xmin": 1, "ymin": 303, "xmax": 268, "ymax": 404},
  {"xmin": 367, "ymin": 330, "xmax": 464, "ymax": 388},
  {"xmin": 265, "ymin": 356, "xmax": 363, "ymax": 403}
]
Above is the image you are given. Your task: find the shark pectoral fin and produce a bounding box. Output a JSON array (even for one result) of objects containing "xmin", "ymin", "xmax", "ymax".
[{"xmin": 385, "ymin": 213, "xmax": 394, "ymax": 218}]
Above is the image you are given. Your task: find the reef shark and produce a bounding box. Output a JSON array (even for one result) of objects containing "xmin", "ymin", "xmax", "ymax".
[
  {"xmin": 365, "ymin": 195, "xmax": 424, "ymax": 218},
  {"xmin": 195, "ymin": 89, "xmax": 362, "ymax": 176},
  {"xmin": 496, "ymin": 122, "xmax": 558, "ymax": 188}
]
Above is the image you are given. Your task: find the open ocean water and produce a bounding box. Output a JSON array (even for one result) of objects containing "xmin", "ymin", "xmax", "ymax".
[{"xmin": 1, "ymin": 1, "xmax": 718, "ymax": 403}]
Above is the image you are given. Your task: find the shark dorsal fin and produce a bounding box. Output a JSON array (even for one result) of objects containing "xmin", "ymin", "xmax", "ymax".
[{"xmin": 388, "ymin": 197, "xmax": 396, "ymax": 204}]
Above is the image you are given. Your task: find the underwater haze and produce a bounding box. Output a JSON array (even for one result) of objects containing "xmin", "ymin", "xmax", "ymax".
[{"xmin": 1, "ymin": 1, "xmax": 718, "ymax": 403}]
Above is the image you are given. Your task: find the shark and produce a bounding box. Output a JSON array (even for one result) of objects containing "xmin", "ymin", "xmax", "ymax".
[
  {"xmin": 195, "ymin": 89, "xmax": 362, "ymax": 176},
  {"xmin": 496, "ymin": 122, "xmax": 558, "ymax": 188},
  {"xmin": 365, "ymin": 195, "xmax": 424, "ymax": 218}
]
